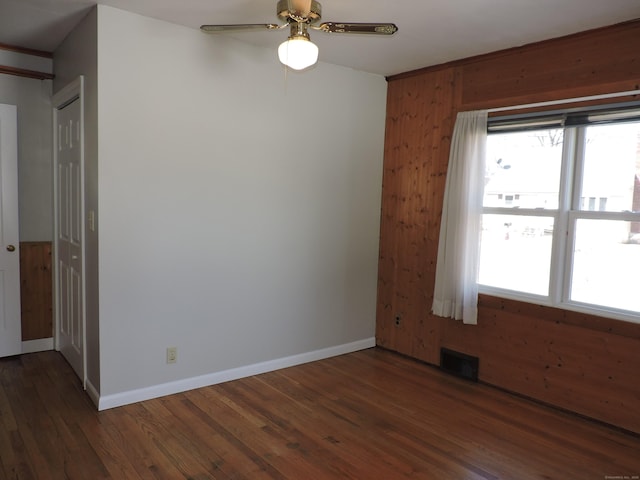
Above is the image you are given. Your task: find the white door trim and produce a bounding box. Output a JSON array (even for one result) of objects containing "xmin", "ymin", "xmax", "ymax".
[{"xmin": 53, "ymin": 76, "xmax": 87, "ymax": 388}]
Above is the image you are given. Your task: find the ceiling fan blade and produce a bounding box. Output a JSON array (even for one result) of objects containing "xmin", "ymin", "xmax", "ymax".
[
  {"xmin": 200, "ymin": 24, "xmax": 284, "ymax": 33},
  {"xmin": 316, "ymin": 22, "xmax": 398, "ymax": 35}
]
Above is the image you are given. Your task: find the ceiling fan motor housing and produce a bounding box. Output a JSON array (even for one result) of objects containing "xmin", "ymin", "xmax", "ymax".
[{"xmin": 277, "ymin": 0, "xmax": 322, "ymax": 24}]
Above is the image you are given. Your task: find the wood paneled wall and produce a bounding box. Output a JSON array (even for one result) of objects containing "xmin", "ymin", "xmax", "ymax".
[
  {"xmin": 20, "ymin": 242, "xmax": 53, "ymax": 341},
  {"xmin": 377, "ymin": 20, "xmax": 640, "ymax": 433}
]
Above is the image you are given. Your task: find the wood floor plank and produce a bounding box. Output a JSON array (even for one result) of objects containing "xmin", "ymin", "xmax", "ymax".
[
  {"xmin": 180, "ymin": 391, "xmax": 278, "ymax": 479},
  {"xmin": 215, "ymin": 377, "xmax": 405, "ymax": 479},
  {"xmin": 270, "ymin": 359, "xmax": 499, "ymax": 478},
  {"xmin": 186, "ymin": 384, "xmax": 328, "ymax": 479},
  {"xmin": 250, "ymin": 373, "xmax": 429, "ymax": 478},
  {"xmin": 1, "ymin": 348, "xmax": 639, "ymax": 479}
]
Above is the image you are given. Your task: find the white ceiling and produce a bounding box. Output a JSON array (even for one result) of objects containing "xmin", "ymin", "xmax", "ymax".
[{"xmin": 2, "ymin": 0, "xmax": 640, "ymax": 76}]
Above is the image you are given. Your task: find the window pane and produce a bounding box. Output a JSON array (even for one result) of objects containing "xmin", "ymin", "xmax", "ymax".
[
  {"xmin": 571, "ymin": 219, "xmax": 640, "ymax": 314},
  {"xmin": 479, "ymin": 214, "xmax": 554, "ymax": 295},
  {"xmin": 484, "ymin": 129, "xmax": 563, "ymax": 209},
  {"xmin": 580, "ymin": 122, "xmax": 640, "ymax": 212}
]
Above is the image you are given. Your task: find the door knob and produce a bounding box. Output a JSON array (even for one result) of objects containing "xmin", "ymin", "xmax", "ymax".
[{"xmin": 6, "ymin": 245, "xmax": 15, "ymax": 252}]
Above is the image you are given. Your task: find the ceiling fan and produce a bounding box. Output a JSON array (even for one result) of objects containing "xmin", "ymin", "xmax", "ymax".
[{"xmin": 200, "ymin": 0, "xmax": 398, "ymax": 71}]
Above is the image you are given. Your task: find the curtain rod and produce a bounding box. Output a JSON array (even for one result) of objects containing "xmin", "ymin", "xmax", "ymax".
[
  {"xmin": 486, "ymin": 89, "xmax": 640, "ymax": 113},
  {"xmin": 0, "ymin": 65, "xmax": 54, "ymax": 80}
]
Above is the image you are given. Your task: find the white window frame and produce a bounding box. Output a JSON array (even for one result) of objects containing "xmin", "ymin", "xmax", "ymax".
[{"xmin": 479, "ymin": 106, "xmax": 640, "ymax": 324}]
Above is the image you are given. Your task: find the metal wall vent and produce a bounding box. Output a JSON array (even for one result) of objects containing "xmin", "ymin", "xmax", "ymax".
[{"xmin": 440, "ymin": 348, "xmax": 479, "ymax": 382}]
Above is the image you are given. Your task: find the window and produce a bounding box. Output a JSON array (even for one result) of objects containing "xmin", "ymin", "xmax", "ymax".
[{"xmin": 478, "ymin": 105, "xmax": 640, "ymax": 321}]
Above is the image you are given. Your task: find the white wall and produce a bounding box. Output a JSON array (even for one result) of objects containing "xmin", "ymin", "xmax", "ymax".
[
  {"xmin": 0, "ymin": 72, "xmax": 52, "ymax": 241},
  {"xmin": 53, "ymin": 7, "xmax": 100, "ymax": 392},
  {"xmin": 57, "ymin": 5, "xmax": 387, "ymax": 404}
]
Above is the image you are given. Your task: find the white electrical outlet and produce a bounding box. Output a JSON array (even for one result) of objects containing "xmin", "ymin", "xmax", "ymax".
[{"xmin": 166, "ymin": 347, "xmax": 177, "ymax": 364}]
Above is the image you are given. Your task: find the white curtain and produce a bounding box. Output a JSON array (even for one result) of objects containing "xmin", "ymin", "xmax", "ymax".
[{"xmin": 432, "ymin": 110, "xmax": 488, "ymax": 325}]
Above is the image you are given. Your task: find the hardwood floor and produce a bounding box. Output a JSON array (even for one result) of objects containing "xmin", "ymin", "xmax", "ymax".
[{"xmin": 1, "ymin": 348, "xmax": 639, "ymax": 479}]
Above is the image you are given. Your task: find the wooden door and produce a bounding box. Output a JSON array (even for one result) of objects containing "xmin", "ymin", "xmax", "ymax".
[{"xmin": 0, "ymin": 104, "xmax": 21, "ymax": 358}]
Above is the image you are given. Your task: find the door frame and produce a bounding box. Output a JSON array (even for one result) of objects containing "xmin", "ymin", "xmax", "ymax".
[{"xmin": 53, "ymin": 76, "xmax": 87, "ymax": 388}]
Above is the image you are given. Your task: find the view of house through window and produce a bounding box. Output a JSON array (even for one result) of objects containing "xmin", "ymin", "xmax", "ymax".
[{"xmin": 478, "ymin": 108, "xmax": 640, "ymax": 319}]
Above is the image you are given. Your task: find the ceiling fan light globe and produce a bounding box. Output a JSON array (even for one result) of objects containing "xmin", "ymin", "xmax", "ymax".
[{"xmin": 278, "ymin": 37, "xmax": 318, "ymax": 70}]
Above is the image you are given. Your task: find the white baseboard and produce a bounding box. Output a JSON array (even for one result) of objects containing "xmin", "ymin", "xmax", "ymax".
[
  {"xmin": 86, "ymin": 378, "xmax": 100, "ymax": 408},
  {"xmin": 98, "ymin": 337, "xmax": 375, "ymax": 411},
  {"xmin": 22, "ymin": 337, "xmax": 54, "ymax": 354}
]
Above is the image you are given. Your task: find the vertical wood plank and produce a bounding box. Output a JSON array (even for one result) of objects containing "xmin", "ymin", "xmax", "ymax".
[
  {"xmin": 376, "ymin": 69, "xmax": 457, "ymax": 363},
  {"xmin": 460, "ymin": 20, "xmax": 640, "ymax": 109},
  {"xmin": 19, "ymin": 242, "xmax": 53, "ymax": 341}
]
